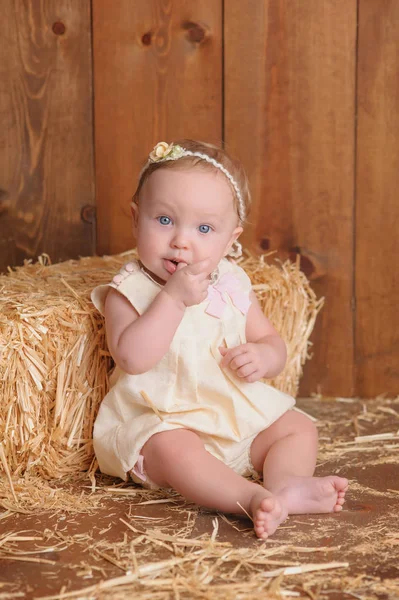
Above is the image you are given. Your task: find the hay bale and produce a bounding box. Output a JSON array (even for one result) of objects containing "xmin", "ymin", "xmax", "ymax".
[
  {"xmin": 0, "ymin": 250, "xmax": 323, "ymax": 480},
  {"xmin": 238, "ymin": 252, "xmax": 324, "ymax": 398}
]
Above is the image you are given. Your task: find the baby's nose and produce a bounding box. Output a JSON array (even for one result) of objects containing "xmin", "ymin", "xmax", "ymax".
[{"xmin": 171, "ymin": 231, "xmax": 190, "ymax": 249}]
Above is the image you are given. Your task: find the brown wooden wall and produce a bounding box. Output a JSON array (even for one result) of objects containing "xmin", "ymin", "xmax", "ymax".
[
  {"xmin": 1, "ymin": 0, "xmax": 398, "ymax": 398},
  {"xmin": 0, "ymin": 0, "xmax": 95, "ymax": 266}
]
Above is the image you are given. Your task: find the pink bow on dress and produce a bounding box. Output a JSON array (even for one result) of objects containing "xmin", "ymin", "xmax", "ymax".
[{"xmin": 205, "ymin": 272, "xmax": 251, "ymax": 318}]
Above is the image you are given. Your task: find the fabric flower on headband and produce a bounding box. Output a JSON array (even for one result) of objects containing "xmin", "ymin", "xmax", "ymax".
[{"xmin": 149, "ymin": 142, "xmax": 185, "ymax": 163}]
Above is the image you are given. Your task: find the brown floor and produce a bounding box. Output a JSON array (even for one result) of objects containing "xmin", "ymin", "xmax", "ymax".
[{"xmin": 1, "ymin": 397, "xmax": 399, "ymax": 599}]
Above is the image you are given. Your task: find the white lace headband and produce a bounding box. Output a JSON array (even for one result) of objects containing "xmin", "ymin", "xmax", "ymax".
[{"xmin": 139, "ymin": 142, "xmax": 246, "ymax": 224}]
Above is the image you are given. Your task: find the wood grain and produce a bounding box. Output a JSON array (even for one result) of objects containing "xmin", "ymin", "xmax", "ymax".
[
  {"xmin": 355, "ymin": 1, "xmax": 399, "ymax": 396},
  {"xmin": 3, "ymin": 2, "xmax": 397, "ymax": 395},
  {"xmin": 225, "ymin": 0, "xmax": 357, "ymax": 396},
  {"xmin": 93, "ymin": 0, "xmax": 222, "ymax": 256},
  {"xmin": 0, "ymin": 0, "xmax": 95, "ymax": 271}
]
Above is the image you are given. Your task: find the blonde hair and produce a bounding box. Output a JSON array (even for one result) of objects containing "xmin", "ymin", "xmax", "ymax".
[{"xmin": 132, "ymin": 139, "xmax": 251, "ymax": 224}]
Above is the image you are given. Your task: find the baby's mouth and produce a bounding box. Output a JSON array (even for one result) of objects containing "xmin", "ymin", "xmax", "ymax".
[{"xmin": 164, "ymin": 258, "xmax": 188, "ymax": 274}]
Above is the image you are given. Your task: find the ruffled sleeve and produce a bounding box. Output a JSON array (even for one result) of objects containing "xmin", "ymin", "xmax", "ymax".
[{"xmin": 91, "ymin": 260, "xmax": 160, "ymax": 316}]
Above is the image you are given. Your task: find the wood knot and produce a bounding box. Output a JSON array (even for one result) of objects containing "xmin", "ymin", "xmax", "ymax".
[
  {"xmin": 183, "ymin": 21, "xmax": 207, "ymax": 44},
  {"xmin": 289, "ymin": 246, "xmax": 326, "ymax": 281},
  {"xmin": 52, "ymin": 22, "xmax": 66, "ymax": 35},
  {"xmin": 141, "ymin": 32, "xmax": 152, "ymax": 46},
  {"xmin": 260, "ymin": 238, "xmax": 270, "ymax": 251},
  {"xmin": 81, "ymin": 205, "xmax": 96, "ymax": 224}
]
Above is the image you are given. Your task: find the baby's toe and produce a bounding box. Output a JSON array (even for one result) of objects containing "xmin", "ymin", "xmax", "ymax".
[
  {"xmin": 255, "ymin": 527, "xmax": 268, "ymax": 540},
  {"xmin": 259, "ymin": 497, "xmax": 277, "ymax": 515},
  {"xmin": 254, "ymin": 508, "xmax": 268, "ymax": 524},
  {"xmin": 254, "ymin": 516, "xmax": 268, "ymax": 538}
]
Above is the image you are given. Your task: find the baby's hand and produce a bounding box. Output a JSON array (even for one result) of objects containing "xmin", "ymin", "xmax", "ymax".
[
  {"xmin": 163, "ymin": 258, "xmax": 212, "ymax": 308},
  {"xmin": 219, "ymin": 343, "xmax": 273, "ymax": 383}
]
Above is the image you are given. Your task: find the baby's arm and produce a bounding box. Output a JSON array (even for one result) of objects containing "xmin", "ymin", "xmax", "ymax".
[
  {"xmin": 104, "ymin": 287, "xmax": 185, "ymax": 374},
  {"xmin": 104, "ymin": 258, "xmax": 211, "ymax": 374},
  {"xmin": 220, "ymin": 290, "xmax": 287, "ymax": 382}
]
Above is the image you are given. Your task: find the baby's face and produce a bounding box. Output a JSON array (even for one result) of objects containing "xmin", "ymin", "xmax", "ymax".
[{"xmin": 133, "ymin": 167, "xmax": 243, "ymax": 283}]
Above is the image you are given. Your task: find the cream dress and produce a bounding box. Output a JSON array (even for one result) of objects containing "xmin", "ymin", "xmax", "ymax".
[{"xmin": 91, "ymin": 258, "xmax": 295, "ymax": 484}]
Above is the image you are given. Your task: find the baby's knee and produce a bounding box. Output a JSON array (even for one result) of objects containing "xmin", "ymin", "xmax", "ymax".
[
  {"xmin": 279, "ymin": 410, "xmax": 318, "ymax": 442},
  {"xmin": 140, "ymin": 429, "xmax": 202, "ymax": 488},
  {"xmin": 142, "ymin": 428, "xmax": 201, "ymax": 464},
  {"xmin": 292, "ymin": 411, "xmax": 318, "ymax": 441}
]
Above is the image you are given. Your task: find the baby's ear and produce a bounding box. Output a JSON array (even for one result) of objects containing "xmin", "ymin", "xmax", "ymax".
[
  {"xmin": 224, "ymin": 226, "xmax": 243, "ymax": 256},
  {"xmin": 131, "ymin": 201, "xmax": 139, "ymax": 232}
]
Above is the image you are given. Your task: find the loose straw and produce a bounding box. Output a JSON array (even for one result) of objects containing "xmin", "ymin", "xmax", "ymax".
[{"xmin": 0, "ymin": 442, "xmax": 18, "ymax": 505}]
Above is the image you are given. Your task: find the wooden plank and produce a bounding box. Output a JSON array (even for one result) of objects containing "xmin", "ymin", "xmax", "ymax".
[
  {"xmin": 0, "ymin": 0, "xmax": 95, "ymax": 271},
  {"xmin": 225, "ymin": 1, "xmax": 357, "ymax": 396},
  {"xmin": 93, "ymin": 0, "xmax": 222, "ymax": 256},
  {"xmin": 355, "ymin": 1, "xmax": 399, "ymax": 396}
]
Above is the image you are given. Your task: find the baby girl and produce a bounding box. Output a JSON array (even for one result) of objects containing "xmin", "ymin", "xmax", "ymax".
[{"xmin": 91, "ymin": 140, "xmax": 348, "ymax": 539}]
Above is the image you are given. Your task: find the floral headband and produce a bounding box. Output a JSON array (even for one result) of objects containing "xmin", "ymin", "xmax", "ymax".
[{"xmin": 140, "ymin": 141, "xmax": 246, "ymax": 225}]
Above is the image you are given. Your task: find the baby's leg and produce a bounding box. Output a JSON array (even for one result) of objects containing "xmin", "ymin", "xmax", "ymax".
[
  {"xmin": 141, "ymin": 429, "xmax": 285, "ymax": 539},
  {"xmin": 250, "ymin": 411, "xmax": 348, "ymax": 529}
]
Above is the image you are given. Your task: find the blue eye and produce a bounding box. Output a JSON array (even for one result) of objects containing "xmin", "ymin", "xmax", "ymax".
[
  {"xmin": 158, "ymin": 216, "xmax": 171, "ymax": 225},
  {"xmin": 199, "ymin": 224, "xmax": 211, "ymax": 234}
]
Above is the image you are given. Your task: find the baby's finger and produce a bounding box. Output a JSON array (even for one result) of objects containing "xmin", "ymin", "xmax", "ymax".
[
  {"xmin": 220, "ymin": 345, "xmax": 246, "ymax": 367},
  {"xmin": 236, "ymin": 363, "xmax": 257, "ymax": 378},
  {"xmin": 185, "ymin": 258, "xmax": 212, "ymax": 277},
  {"xmin": 245, "ymin": 371, "xmax": 261, "ymax": 383},
  {"xmin": 229, "ymin": 352, "xmax": 253, "ymax": 371},
  {"xmin": 176, "ymin": 262, "xmax": 187, "ymax": 271}
]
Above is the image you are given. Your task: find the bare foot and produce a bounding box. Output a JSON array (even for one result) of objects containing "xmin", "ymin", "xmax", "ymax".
[
  {"xmin": 249, "ymin": 489, "xmax": 288, "ymax": 540},
  {"xmin": 274, "ymin": 475, "xmax": 349, "ymax": 515},
  {"xmin": 247, "ymin": 476, "xmax": 348, "ymax": 540}
]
